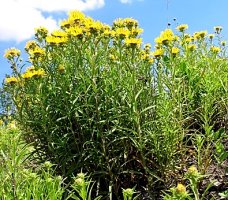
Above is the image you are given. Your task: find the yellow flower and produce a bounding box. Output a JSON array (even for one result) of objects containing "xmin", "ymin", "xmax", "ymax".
[
  {"xmin": 103, "ymin": 30, "xmax": 115, "ymax": 38},
  {"xmin": 176, "ymin": 24, "xmax": 188, "ymax": 32},
  {"xmin": 35, "ymin": 26, "xmax": 48, "ymax": 39},
  {"xmin": 115, "ymin": 28, "xmax": 130, "ymax": 39},
  {"xmin": 194, "ymin": 31, "xmax": 207, "ymax": 40},
  {"xmin": 155, "ymin": 29, "xmax": 175, "ymax": 45},
  {"xmin": 34, "ymin": 69, "xmax": 46, "ymax": 77},
  {"xmin": 46, "ymin": 35, "xmax": 68, "ymax": 45},
  {"xmin": 187, "ymin": 44, "xmax": 196, "ymax": 51},
  {"xmin": 144, "ymin": 43, "xmax": 151, "ymax": 51},
  {"xmin": 58, "ymin": 65, "xmax": 65, "ymax": 73},
  {"xmin": 66, "ymin": 27, "xmax": 83, "ymax": 38},
  {"xmin": 210, "ymin": 46, "xmax": 220, "ymax": 53},
  {"xmin": 8, "ymin": 120, "xmax": 17, "ymax": 129},
  {"xmin": 214, "ymin": 26, "xmax": 222, "ymax": 34},
  {"xmin": 85, "ymin": 20, "xmax": 104, "ymax": 34},
  {"xmin": 68, "ymin": 10, "xmax": 85, "ymax": 24},
  {"xmin": 22, "ymin": 71, "xmax": 35, "ymax": 79},
  {"xmin": 176, "ymin": 183, "xmax": 187, "ymax": 194},
  {"xmin": 5, "ymin": 76, "xmax": 19, "ymax": 84},
  {"xmin": 129, "ymin": 27, "xmax": 143, "ymax": 38},
  {"xmin": 113, "ymin": 18, "xmax": 125, "ymax": 28},
  {"xmin": 30, "ymin": 47, "xmax": 45, "ymax": 57},
  {"xmin": 124, "ymin": 38, "xmax": 142, "ymax": 48},
  {"xmin": 171, "ymin": 47, "xmax": 180, "ymax": 55},
  {"xmin": 187, "ymin": 165, "xmax": 198, "ymax": 175},
  {"xmin": 4, "ymin": 48, "xmax": 21, "ymax": 59},
  {"xmin": 152, "ymin": 48, "xmax": 164, "ymax": 57},
  {"xmin": 185, "ymin": 37, "xmax": 192, "ymax": 43},
  {"xmin": 60, "ymin": 19, "xmax": 71, "ymax": 29},
  {"xmin": 25, "ymin": 40, "xmax": 38, "ymax": 52},
  {"xmin": 109, "ymin": 54, "xmax": 117, "ymax": 62},
  {"xmin": 221, "ymin": 41, "xmax": 226, "ymax": 46},
  {"xmin": 208, "ymin": 34, "xmax": 214, "ymax": 40},
  {"xmin": 51, "ymin": 30, "xmax": 68, "ymax": 38},
  {"xmin": 26, "ymin": 66, "xmax": 35, "ymax": 72},
  {"xmin": 0, "ymin": 119, "xmax": 4, "ymax": 126},
  {"xmin": 123, "ymin": 18, "xmax": 138, "ymax": 28}
]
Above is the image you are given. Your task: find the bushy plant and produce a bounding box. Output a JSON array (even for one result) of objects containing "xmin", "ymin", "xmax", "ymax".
[
  {"xmin": 3, "ymin": 12, "xmax": 228, "ymax": 198},
  {"xmin": 0, "ymin": 125, "xmax": 65, "ymax": 199}
]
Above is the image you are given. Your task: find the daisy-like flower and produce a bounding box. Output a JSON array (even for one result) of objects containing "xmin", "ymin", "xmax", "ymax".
[
  {"xmin": 155, "ymin": 29, "xmax": 175, "ymax": 45},
  {"xmin": 187, "ymin": 44, "xmax": 196, "ymax": 51},
  {"xmin": 124, "ymin": 37, "xmax": 142, "ymax": 48},
  {"xmin": 46, "ymin": 35, "xmax": 68, "ymax": 45},
  {"xmin": 115, "ymin": 28, "xmax": 130, "ymax": 39},
  {"xmin": 194, "ymin": 31, "xmax": 207, "ymax": 40},
  {"xmin": 25, "ymin": 40, "xmax": 38, "ymax": 52},
  {"xmin": 35, "ymin": 26, "xmax": 48, "ymax": 40},
  {"xmin": 68, "ymin": 10, "xmax": 85, "ymax": 24},
  {"xmin": 4, "ymin": 48, "xmax": 21, "ymax": 60},
  {"xmin": 34, "ymin": 69, "xmax": 46, "ymax": 77},
  {"xmin": 176, "ymin": 183, "xmax": 187, "ymax": 195},
  {"xmin": 122, "ymin": 18, "xmax": 138, "ymax": 28},
  {"xmin": 113, "ymin": 18, "xmax": 125, "ymax": 28},
  {"xmin": 22, "ymin": 71, "xmax": 35, "ymax": 79},
  {"xmin": 66, "ymin": 27, "xmax": 83, "ymax": 38},
  {"xmin": 187, "ymin": 165, "xmax": 198, "ymax": 175},
  {"xmin": 208, "ymin": 34, "xmax": 214, "ymax": 40},
  {"xmin": 51, "ymin": 30, "xmax": 68, "ymax": 38},
  {"xmin": 214, "ymin": 26, "xmax": 223, "ymax": 34},
  {"xmin": 5, "ymin": 76, "xmax": 19, "ymax": 84},
  {"xmin": 176, "ymin": 24, "xmax": 188, "ymax": 32},
  {"xmin": 60, "ymin": 19, "xmax": 71, "ymax": 29},
  {"xmin": 58, "ymin": 65, "xmax": 65, "ymax": 73},
  {"xmin": 210, "ymin": 46, "xmax": 221, "ymax": 54},
  {"xmin": 221, "ymin": 41, "xmax": 226, "ymax": 46},
  {"xmin": 30, "ymin": 47, "xmax": 45, "ymax": 57},
  {"xmin": 171, "ymin": 47, "xmax": 180, "ymax": 55},
  {"xmin": 152, "ymin": 48, "xmax": 164, "ymax": 57}
]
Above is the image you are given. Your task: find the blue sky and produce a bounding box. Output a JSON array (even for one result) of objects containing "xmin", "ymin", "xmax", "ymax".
[{"xmin": 1, "ymin": 0, "xmax": 228, "ymax": 82}]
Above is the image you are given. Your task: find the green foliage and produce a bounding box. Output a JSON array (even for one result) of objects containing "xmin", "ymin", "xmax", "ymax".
[{"xmin": 0, "ymin": 126, "xmax": 64, "ymax": 199}]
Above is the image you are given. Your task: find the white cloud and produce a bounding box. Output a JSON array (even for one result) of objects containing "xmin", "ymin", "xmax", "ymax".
[
  {"xmin": 0, "ymin": 0, "xmax": 105, "ymax": 42},
  {"xmin": 119, "ymin": 0, "xmax": 132, "ymax": 3},
  {"xmin": 119, "ymin": 0, "xmax": 143, "ymax": 4}
]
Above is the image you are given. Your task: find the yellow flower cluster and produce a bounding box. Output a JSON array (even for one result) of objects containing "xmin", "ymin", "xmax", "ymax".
[
  {"xmin": 193, "ymin": 31, "xmax": 207, "ymax": 40},
  {"xmin": 187, "ymin": 165, "xmax": 198, "ymax": 175},
  {"xmin": 171, "ymin": 47, "xmax": 180, "ymax": 55},
  {"xmin": 176, "ymin": 183, "xmax": 187, "ymax": 194},
  {"xmin": 152, "ymin": 48, "xmax": 164, "ymax": 57},
  {"xmin": 21, "ymin": 67, "xmax": 46, "ymax": 79},
  {"xmin": 5, "ymin": 76, "xmax": 19, "ymax": 84},
  {"xmin": 35, "ymin": 27, "xmax": 48, "ymax": 41},
  {"xmin": 113, "ymin": 18, "xmax": 138, "ymax": 29},
  {"xmin": 210, "ymin": 46, "xmax": 220, "ymax": 54},
  {"xmin": 25, "ymin": 40, "xmax": 39, "ymax": 52},
  {"xmin": 187, "ymin": 44, "xmax": 196, "ymax": 51},
  {"xmin": 4, "ymin": 48, "xmax": 21, "ymax": 60},
  {"xmin": 155, "ymin": 29, "xmax": 176, "ymax": 45},
  {"xmin": 176, "ymin": 24, "xmax": 188, "ymax": 32},
  {"xmin": 124, "ymin": 37, "xmax": 142, "ymax": 48}
]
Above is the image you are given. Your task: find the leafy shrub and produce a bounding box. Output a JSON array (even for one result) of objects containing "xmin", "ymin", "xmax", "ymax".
[{"xmin": 3, "ymin": 12, "xmax": 228, "ymax": 198}]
